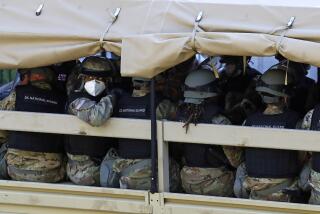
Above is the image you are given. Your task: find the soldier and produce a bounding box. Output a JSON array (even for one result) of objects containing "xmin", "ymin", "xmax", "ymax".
[
  {"xmin": 0, "ymin": 72, "xmax": 20, "ymax": 101},
  {"xmin": 0, "ymin": 67, "xmax": 66, "ymax": 182},
  {"xmin": 234, "ymin": 64, "xmax": 302, "ymax": 202},
  {"xmin": 219, "ymin": 56, "xmax": 262, "ymax": 125},
  {"xmin": 66, "ymin": 56, "xmax": 118, "ymax": 186},
  {"xmin": 276, "ymin": 55, "xmax": 317, "ymax": 116},
  {"xmin": 300, "ymin": 103, "xmax": 320, "ymax": 204},
  {"xmin": 174, "ymin": 69, "xmax": 243, "ymax": 196},
  {"xmin": 100, "ymin": 77, "xmax": 179, "ymax": 191}
]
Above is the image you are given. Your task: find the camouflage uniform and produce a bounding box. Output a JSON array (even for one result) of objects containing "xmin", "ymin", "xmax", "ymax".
[
  {"xmin": 300, "ymin": 109, "xmax": 320, "ymax": 204},
  {"xmin": 0, "ymin": 73, "xmax": 66, "ymax": 182},
  {"xmin": 0, "ymin": 90, "xmax": 16, "ymax": 179},
  {"xmin": 0, "ymin": 130, "xmax": 8, "ymax": 179},
  {"xmin": 100, "ymin": 99, "xmax": 181, "ymax": 190},
  {"xmin": 66, "ymin": 75, "xmax": 115, "ymax": 186},
  {"xmin": 6, "ymin": 149, "xmax": 65, "ymax": 182},
  {"xmin": 234, "ymin": 107, "xmax": 301, "ymax": 202},
  {"xmin": 101, "ymin": 146, "xmax": 181, "ymax": 191},
  {"xmin": 0, "ymin": 91, "xmax": 16, "ymax": 111},
  {"xmin": 66, "ymin": 153, "xmax": 100, "ymax": 186},
  {"xmin": 181, "ymin": 115, "xmax": 243, "ymax": 196},
  {"xmin": 234, "ymin": 163, "xmax": 298, "ymax": 202},
  {"xmin": 68, "ymin": 94, "xmax": 114, "ymax": 127}
]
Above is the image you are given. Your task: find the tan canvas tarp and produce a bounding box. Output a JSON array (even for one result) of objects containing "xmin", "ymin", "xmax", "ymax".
[{"xmin": 0, "ymin": 0, "xmax": 320, "ymax": 78}]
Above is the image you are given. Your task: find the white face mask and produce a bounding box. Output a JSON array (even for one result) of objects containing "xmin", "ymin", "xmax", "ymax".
[{"xmin": 84, "ymin": 79, "xmax": 106, "ymax": 97}]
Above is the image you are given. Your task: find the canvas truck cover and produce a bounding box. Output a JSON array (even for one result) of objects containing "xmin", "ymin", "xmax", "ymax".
[{"xmin": 0, "ymin": 0, "xmax": 320, "ymax": 78}]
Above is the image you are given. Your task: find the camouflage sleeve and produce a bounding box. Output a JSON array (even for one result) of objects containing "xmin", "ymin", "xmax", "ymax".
[
  {"xmin": 0, "ymin": 91, "xmax": 16, "ymax": 111},
  {"xmin": 156, "ymin": 99, "xmax": 177, "ymax": 120},
  {"xmin": 212, "ymin": 114, "xmax": 244, "ymax": 168},
  {"xmin": 68, "ymin": 95, "xmax": 114, "ymax": 127},
  {"xmin": 301, "ymin": 109, "xmax": 313, "ymax": 130}
]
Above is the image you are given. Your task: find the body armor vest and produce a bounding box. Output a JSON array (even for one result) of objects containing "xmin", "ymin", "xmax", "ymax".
[
  {"xmin": 245, "ymin": 110, "xmax": 300, "ymax": 178},
  {"xmin": 114, "ymin": 92, "xmax": 151, "ymax": 159},
  {"xmin": 310, "ymin": 105, "xmax": 320, "ymax": 172},
  {"xmin": 176, "ymin": 103, "xmax": 229, "ymax": 168},
  {"xmin": 9, "ymin": 85, "xmax": 65, "ymax": 153},
  {"xmin": 66, "ymin": 91, "xmax": 116, "ymax": 158}
]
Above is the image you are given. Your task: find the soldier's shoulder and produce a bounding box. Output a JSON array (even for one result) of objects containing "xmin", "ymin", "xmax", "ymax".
[
  {"xmin": 156, "ymin": 99, "xmax": 178, "ymax": 120},
  {"xmin": 301, "ymin": 109, "xmax": 314, "ymax": 130}
]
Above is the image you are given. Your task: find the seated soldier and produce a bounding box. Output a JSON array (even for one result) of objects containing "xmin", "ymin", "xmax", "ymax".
[
  {"xmin": 234, "ymin": 64, "xmax": 303, "ymax": 202},
  {"xmin": 173, "ymin": 69, "xmax": 243, "ymax": 196},
  {"xmin": 0, "ymin": 67, "xmax": 66, "ymax": 182},
  {"xmin": 100, "ymin": 77, "xmax": 180, "ymax": 191},
  {"xmin": 66, "ymin": 56, "xmax": 117, "ymax": 186},
  {"xmin": 300, "ymin": 104, "xmax": 320, "ymax": 204},
  {"xmin": 219, "ymin": 56, "xmax": 262, "ymax": 125}
]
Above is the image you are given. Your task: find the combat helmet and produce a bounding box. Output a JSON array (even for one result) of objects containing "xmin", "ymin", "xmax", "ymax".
[
  {"xmin": 80, "ymin": 56, "xmax": 117, "ymax": 78},
  {"xmin": 256, "ymin": 63, "xmax": 294, "ymax": 104},
  {"xmin": 19, "ymin": 67, "xmax": 55, "ymax": 90},
  {"xmin": 183, "ymin": 69, "xmax": 220, "ymax": 104}
]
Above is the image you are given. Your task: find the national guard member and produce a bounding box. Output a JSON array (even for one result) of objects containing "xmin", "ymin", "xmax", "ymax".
[
  {"xmin": 66, "ymin": 56, "xmax": 117, "ymax": 186},
  {"xmin": 174, "ymin": 69, "xmax": 243, "ymax": 196},
  {"xmin": 0, "ymin": 67, "xmax": 66, "ymax": 182},
  {"xmin": 300, "ymin": 104, "xmax": 320, "ymax": 204},
  {"xmin": 219, "ymin": 56, "xmax": 262, "ymax": 125},
  {"xmin": 100, "ymin": 77, "xmax": 179, "ymax": 191},
  {"xmin": 234, "ymin": 64, "xmax": 302, "ymax": 202},
  {"xmin": 276, "ymin": 55, "xmax": 316, "ymax": 116}
]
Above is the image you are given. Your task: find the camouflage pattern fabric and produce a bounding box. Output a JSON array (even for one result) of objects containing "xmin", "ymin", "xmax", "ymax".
[
  {"xmin": 112, "ymin": 158, "xmax": 152, "ymax": 190},
  {"xmin": 156, "ymin": 99, "xmax": 177, "ymax": 120},
  {"xmin": 6, "ymin": 148, "xmax": 65, "ymax": 182},
  {"xmin": 0, "ymin": 91, "xmax": 16, "ymax": 111},
  {"xmin": 169, "ymin": 158, "xmax": 182, "ymax": 193},
  {"xmin": 309, "ymin": 169, "xmax": 320, "ymax": 204},
  {"xmin": 0, "ymin": 143, "xmax": 9, "ymax": 179},
  {"xmin": 68, "ymin": 95, "xmax": 114, "ymax": 127},
  {"xmin": 66, "ymin": 153, "xmax": 100, "ymax": 186},
  {"xmin": 301, "ymin": 109, "xmax": 313, "ymax": 130},
  {"xmin": 100, "ymin": 149, "xmax": 181, "ymax": 191},
  {"xmin": 181, "ymin": 166, "xmax": 234, "ymax": 196},
  {"xmin": 234, "ymin": 163, "xmax": 298, "ymax": 202},
  {"xmin": 222, "ymin": 146, "xmax": 244, "ymax": 168}
]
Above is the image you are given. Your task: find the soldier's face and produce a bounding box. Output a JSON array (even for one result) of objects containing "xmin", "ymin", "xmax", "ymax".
[
  {"xmin": 225, "ymin": 63, "xmax": 237, "ymax": 77},
  {"xmin": 84, "ymin": 75, "xmax": 109, "ymax": 86}
]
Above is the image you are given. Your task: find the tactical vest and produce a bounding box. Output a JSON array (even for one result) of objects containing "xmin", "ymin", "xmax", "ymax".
[
  {"xmin": 245, "ymin": 110, "xmax": 300, "ymax": 178},
  {"xmin": 9, "ymin": 85, "xmax": 65, "ymax": 153},
  {"xmin": 65, "ymin": 91, "xmax": 116, "ymax": 158},
  {"xmin": 310, "ymin": 105, "xmax": 320, "ymax": 172},
  {"xmin": 114, "ymin": 92, "xmax": 151, "ymax": 159},
  {"xmin": 176, "ymin": 103, "xmax": 229, "ymax": 168}
]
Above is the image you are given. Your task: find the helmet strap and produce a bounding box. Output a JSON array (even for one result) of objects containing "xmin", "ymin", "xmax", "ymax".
[
  {"xmin": 285, "ymin": 60, "xmax": 290, "ymax": 85},
  {"xmin": 210, "ymin": 57, "xmax": 220, "ymax": 79},
  {"xmin": 243, "ymin": 56, "xmax": 247, "ymax": 75}
]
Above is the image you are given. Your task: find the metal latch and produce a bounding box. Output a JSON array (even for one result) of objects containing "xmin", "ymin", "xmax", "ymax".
[
  {"xmin": 36, "ymin": 4, "xmax": 44, "ymax": 16},
  {"xmin": 195, "ymin": 11, "xmax": 203, "ymax": 23}
]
